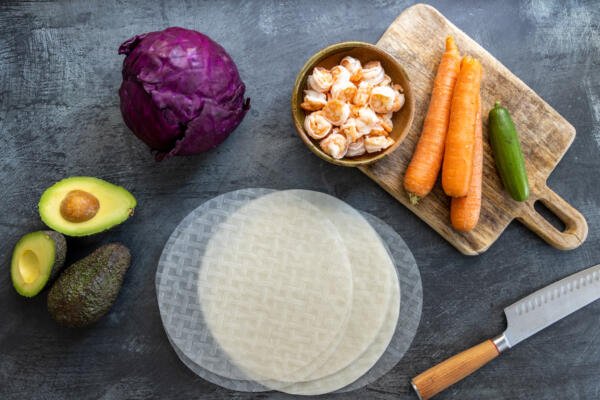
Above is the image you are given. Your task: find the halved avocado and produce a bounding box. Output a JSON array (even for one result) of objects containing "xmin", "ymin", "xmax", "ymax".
[
  {"xmin": 11, "ymin": 231, "xmax": 67, "ymax": 297},
  {"xmin": 38, "ymin": 177, "xmax": 136, "ymax": 237}
]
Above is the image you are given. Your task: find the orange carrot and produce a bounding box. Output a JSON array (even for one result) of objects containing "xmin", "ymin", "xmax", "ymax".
[
  {"xmin": 404, "ymin": 36, "xmax": 461, "ymax": 204},
  {"xmin": 442, "ymin": 56, "xmax": 482, "ymax": 197},
  {"xmin": 450, "ymin": 94, "xmax": 482, "ymax": 232}
]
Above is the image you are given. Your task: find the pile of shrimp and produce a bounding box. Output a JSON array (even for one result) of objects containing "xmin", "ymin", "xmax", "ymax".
[{"xmin": 301, "ymin": 56, "xmax": 405, "ymax": 159}]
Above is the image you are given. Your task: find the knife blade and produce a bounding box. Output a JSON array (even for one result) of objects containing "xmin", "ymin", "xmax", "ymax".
[
  {"xmin": 411, "ymin": 263, "xmax": 600, "ymax": 400},
  {"xmin": 495, "ymin": 262, "xmax": 600, "ymax": 351}
]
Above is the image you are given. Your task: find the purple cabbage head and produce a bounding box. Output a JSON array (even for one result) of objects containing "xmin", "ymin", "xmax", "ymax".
[{"xmin": 118, "ymin": 27, "xmax": 250, "ymax": 160}]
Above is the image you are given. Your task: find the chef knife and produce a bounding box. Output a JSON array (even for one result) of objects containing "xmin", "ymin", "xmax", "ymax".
[{"xmin": 411, "ymin": 263, "xmax": 600, "ymax": 400}]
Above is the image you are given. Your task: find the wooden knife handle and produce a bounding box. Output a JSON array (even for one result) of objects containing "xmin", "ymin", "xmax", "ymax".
[{"xmin": 411, "ymin": 339, "xmax": 500, "ymax": 400}]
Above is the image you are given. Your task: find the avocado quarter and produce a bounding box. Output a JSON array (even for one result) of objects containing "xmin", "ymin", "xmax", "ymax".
[
  {"xmin": 11, "ymin": 230, "xmax": 67, "ymax": 297},
  {"xmin": 38, "ymin": 176, "xmax": 137, "ymax": 237},
  {"xmin": 47, "ymin": 243, "xmax": 131, "ymax": 327}
]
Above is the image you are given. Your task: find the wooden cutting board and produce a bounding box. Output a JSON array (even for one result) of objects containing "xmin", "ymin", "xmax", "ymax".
[{"xmin": 361, "ymin": 4, "xmax": 588, "ymax": 255}]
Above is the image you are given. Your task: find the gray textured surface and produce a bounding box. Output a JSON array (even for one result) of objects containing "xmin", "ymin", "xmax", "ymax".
[{"xmin": 1, "ymin": 0, "xmax": 599, "ymax": 399}]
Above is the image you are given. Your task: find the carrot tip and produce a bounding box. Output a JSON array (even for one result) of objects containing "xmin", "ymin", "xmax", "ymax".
[
  {"xmin": 408, "ymin": 193, "xmax": 421, "ymax": 205},
  {"xmin": 445, "ymin": 36, "xmax": 458, "ymax": 53}
]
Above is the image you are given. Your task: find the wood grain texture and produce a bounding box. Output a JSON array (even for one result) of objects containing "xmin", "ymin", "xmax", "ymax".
[
  {"xmin": 411, "ymin": 339, "xmax": 499, "ymax": 400},
  {"xmin": 362, "ymin": 4, "xmax": 588, "ymax": 255}
]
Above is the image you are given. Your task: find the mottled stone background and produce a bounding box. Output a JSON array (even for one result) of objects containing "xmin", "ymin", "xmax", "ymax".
[{"xmin": 1, "ymin": 1, "xmax": 599, "ymax": 399}]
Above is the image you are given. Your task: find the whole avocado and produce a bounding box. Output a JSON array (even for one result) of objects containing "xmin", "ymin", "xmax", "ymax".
[{"xmin": 47, "ymin": 243, "xmax": 131, "ymax": 327}]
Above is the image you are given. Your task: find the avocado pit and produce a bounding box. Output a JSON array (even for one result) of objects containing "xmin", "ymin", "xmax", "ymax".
[{"xmin": 60, "ymin": 190, "xmax": 100, "ymax": 223}]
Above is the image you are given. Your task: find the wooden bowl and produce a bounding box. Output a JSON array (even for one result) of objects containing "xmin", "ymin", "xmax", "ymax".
[{"xmin": 291, "ymin": 41, "xmax": 415, "ymax": 167}]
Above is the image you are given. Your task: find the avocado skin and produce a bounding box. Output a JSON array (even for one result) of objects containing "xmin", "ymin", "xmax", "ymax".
[
  {"xmin": 44, "ymin": 231, "xmax": 67, "ymax": 282},
  {"xmin": 47, "ymin": 243, "xmax": 131, "ymax": 327}
]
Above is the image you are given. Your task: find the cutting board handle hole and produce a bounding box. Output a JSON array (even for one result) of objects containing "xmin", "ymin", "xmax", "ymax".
[{"xmin": 534, "ymin": 200, "xmax": 566, "ymax": 232}]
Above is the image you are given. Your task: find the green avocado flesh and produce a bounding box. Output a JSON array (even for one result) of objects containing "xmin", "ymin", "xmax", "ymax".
[
  {"xmin": 47, "ymin": 243, "xmax": 131, "ymax": 328},
  {"xmin": 11, "ymin": 231, "xmax": 67, "ymax": 297},
  {"xmin": 39, "ymin": 176, "xmax": 137, "ymax": 237}
]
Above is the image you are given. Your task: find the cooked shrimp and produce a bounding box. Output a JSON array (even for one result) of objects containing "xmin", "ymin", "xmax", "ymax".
[
  {"xmin": 340, "ymin": 118, "xmax": 366, "ymax": 142},
  {"xmin": 304, "ymin": 111, "xmax": 332, "ymax": 139},
  {"xmin": 369, "ymin": 86, "xmax": 396, "ymax": 114},
  {"xmin": 361, "ymin": 61, "xmax": 385, "ymax": 85},
  {"xmin": 369, "ymin": 125, "xmax": 388, "ymax": 137},
  {"xmin": 353, "ymin": 81, "xmax": 372, "ymax": 106},
  {"xmin": 378, "ymin": 113, "xmax": 393, "ymax": 133},
  {"xmin": 301, "ymin": 56, "xmax": 402, "ymax": 160},
  {"xmin": 391, "ymin": 87, "xmax": 405, "ymax": 112},
  {"xmin": 320, "ymin": 131, "xmax": 348, "ymax": 159},
  {"xmin": 364, "ymin": 135, "xmax": 394, "ymax": 153},
  {"xmin": 377, "ymin": 74, "xmax": 392, "ymax": 87},
  {"xmin": 340, "ymin": 56, "xmax": 362, "ymax": 82},
  {"xmin": 331, "ymin": 65, "xmax": 351, "ymax": 83},
  {"xmin": 355, "ymin": 118, "xmax": 372, "ymax": 136},
  {"xmin": 322, "ymin": 99, "xmax": 350, "ymax": 126},
  {"xmin": 346, "ymin": 137, "xmax": 366, "ymax": 157},
  {"xmin": 301, "ymin": 90, "xmax": 327, "ymax": 111},
  {"xmin": 349, "ymin": 104, "xmax": 362, "ymax": 118},
  {"xmin": 307, "ymin": 67, "xmax": 333, "ymax": 93},
  {"xmin": 358, "ymin": 106, "xmax": 379, "ymax": 127},
  {"xmin": 331, "ymin": 80, "xmax": 357, "ymax": 103}
]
